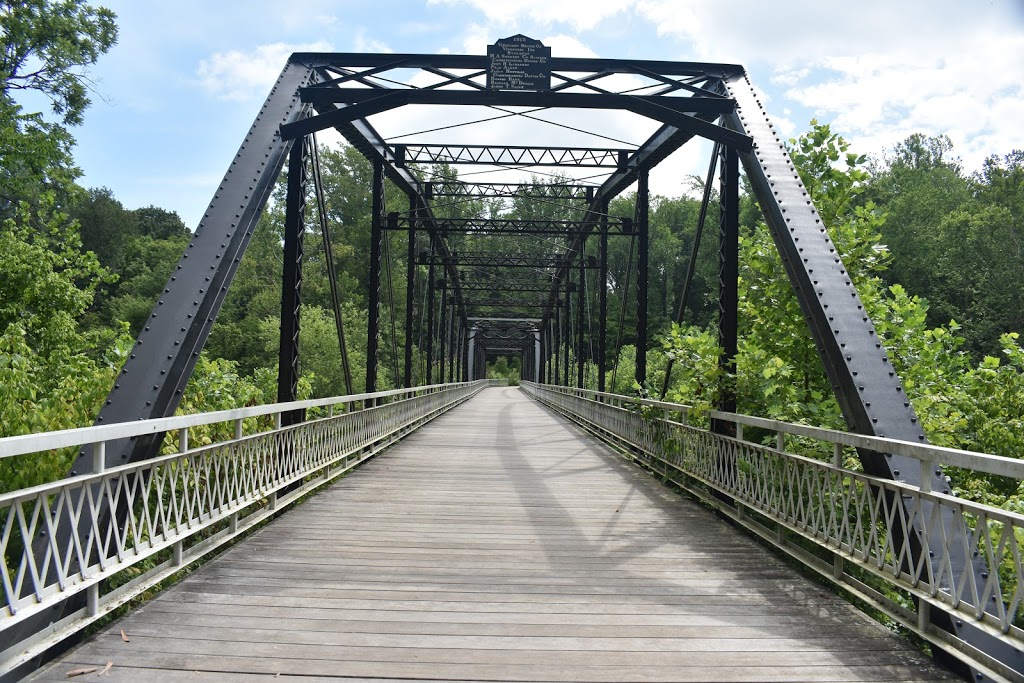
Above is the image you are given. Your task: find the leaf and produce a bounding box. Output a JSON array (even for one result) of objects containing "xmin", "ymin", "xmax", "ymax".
[
  {"xmin": 120, "ymin": 629, "xmax": 129, "ymax": 642},
  {"xmin": 99, "ymin": 661, "xmax": 113, "ymax": 676}
]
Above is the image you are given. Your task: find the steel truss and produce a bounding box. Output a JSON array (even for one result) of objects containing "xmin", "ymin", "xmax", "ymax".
[
  {"xmin": 15, "ymin": 44, "xmax": 1012, "ymax": 680},
  {"xmin": 395, "ymin": 144, "xmax": 631, "ymax": 168},
  {"xmin": 428, "ymin": 182, "xmax": 595, "ymax": 200},
  {"xmin": 386, "ymin": 215, "xmax": 632, "ymax": 236}
]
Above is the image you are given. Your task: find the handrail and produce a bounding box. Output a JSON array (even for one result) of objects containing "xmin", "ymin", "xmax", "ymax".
[
  {"xmin": 0, "ymin": 381, "xmax": 488, "ymax": 675},
  {"xmin": 521, "ymin": 381, "xmax": 1024, "ymax": 681},
  {"xmin": 527, "ymin": 383, "xmax": 1024, "ymax": 480},
  {"xmin": 0, "ymin": 382, "xmax": 469, "ymax": 459}
]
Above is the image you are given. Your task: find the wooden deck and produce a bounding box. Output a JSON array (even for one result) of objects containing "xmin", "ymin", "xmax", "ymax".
[{"xmin": 30, "ymin": 387, "xmax": 956, "ymax": 682}]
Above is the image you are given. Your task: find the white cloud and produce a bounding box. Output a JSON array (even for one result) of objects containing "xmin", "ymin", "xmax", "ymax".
[
  {"xmin": 196, "ymin": 41, "xmax": 332, "ymax": 102},
  {"xmin": 353, "ymin": 29, "xmax": 393, "ymax": 54},
  {"xmin": 540, "ymin": 34, "xmax": 599, "ymax": 59},
  {"xmin": 428, "ymin": 0, "xmax": 626, "ymax": 32},
  {"xmin": 439, "ymin": 0, "xmax": 1024, "ymax": 169}
]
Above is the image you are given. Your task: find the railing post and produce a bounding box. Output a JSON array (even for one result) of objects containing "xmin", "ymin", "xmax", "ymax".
[{"xmin": 86, "ymin": 440, "xmax": 106, "ymax": 618}]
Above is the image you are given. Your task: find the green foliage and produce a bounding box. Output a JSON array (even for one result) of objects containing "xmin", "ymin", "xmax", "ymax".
[
  {"xmin": 0, "ymin": 198, "xmax": 132, "ymax": 491},
  {"xmin": 659, "ymin": 120, "xmax": 1024, "ymax": 477},
  {"xmin": 0, "ymin": 0, "xmax": 118, "ymax": 126},
  {"xmin": 487, "ymin": 356, "xmax": 520, "ymax": 385}
]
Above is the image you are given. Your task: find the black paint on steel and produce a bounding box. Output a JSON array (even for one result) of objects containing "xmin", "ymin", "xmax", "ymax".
[
  {"xmin": 387, "ymin": 215, "xmax": 631, "ymax": 236},
  {"xmin": 288, "ymin": 89, "xmax": 747, "ymax": 149},
  {"xmin": 430, "ymin": 182, "xmax": 594, "ymax": 200},
  {"xmin": 277, "ymin": 136, "xmax": 306, "ymax": 414},
  {"xmin": 661, "ymin": 142, "xmax": 720, "ymax": 399},
  {"xmin": 393, "ymin": 144, "xmax": 633, "ymax": 167},
  {"xmin": 366, "ymin": 160, "xmax": 384, "ymax": 393},
  {"xmin": 598, "ymin": 209, "xmax": 609, "ymax": 392},
  {"xmin": 74, "ymin": 57, "xmax": 315, "ymax": 466},
  {"xmin": 635, "ymin": 171, "xmax": 650, "ymax": 389},
  {"xmin": 439, "ymin": 281, "xmax": 448, "ymax": 383},
  {"xmin": 720, "ymin": 73, "xmax": 1021, "ymax": 676},
  {"xmin": 426, "ymin": 258, "xmax": 436, "ymax": 384},
  {"xmin": 3, "ymin": 59, "xmax": 318, "ymax": 670},
  {"xmin": 716, "ymin": 146, "xmax": 739, "ymax": 416},
  {"xmin": 563, "ymin": 277, "xmax": 571, "ymax": 386},
  {"xmin": 404, "ymin": 195, "xmax": 417, "ymax": 388},
  {"xmin": 553, "ymin": 281, "xmax": 561, "ymax": 385},
  {"xmin": 577, "ymin": 238, "xmax": 586, "ymax": 388}
]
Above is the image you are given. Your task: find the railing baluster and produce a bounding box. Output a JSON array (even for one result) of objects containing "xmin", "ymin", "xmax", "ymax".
[{"xmin": 518, "ymin": 380, "xmax": 1024, "ymax": 678}]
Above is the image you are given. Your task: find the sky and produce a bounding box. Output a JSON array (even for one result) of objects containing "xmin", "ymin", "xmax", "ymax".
[{"xmin": 46, "ymin": 0, "xmax": 1024, "ymax": 230}]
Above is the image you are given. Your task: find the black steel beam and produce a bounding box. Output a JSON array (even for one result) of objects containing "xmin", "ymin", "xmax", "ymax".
[
  {"xmin": 74, "ymin": 58, "xmax": 317, "ymax": 465},
  {"xmin": 388, "ymin": 216, "xmax": 627, "ymax": 236},
  {"xmin": 429, "ymin": 181, "xmax": 594, "ymax": 200},
  {"xmin": 299, "ymin": 89, "xmax": 469, "ymax": 346},
  {"xmin": 720, "ymin": 73, "xmax": 1021, "ymax": 675},
  {"xmin": 577, "ymin": 238, "xmax": 585, "ymax": 388},
  {"xmin": 277, "ymin": 138, "xmax": 306, "ymax": 411},
  {"xmin": 6, "ymin": 58, "xmax": 320, "ymax": 669},
  {"xmin": 598, "ymin": 209, "xmax": 609, "ymax": 392},
  {"xmin": 635, "ymin": 172, "xmax": 650, "ymax": 388},
  {"xmin": 294, "ymin": 51, "xmax": 745, "ymax": 79},
  {"xmin": 287, "ymin": 87, "xmax": 750, "ymax": 152},
  {"xmin": 716, "ymin": 146, "xmax": 739, "ymax": 415},
  {"xmin": 420, "ymin": 253, "xmax": 600, "ymax": 270},
  {"xmin": 404, "ymin": 194, "xmax": 416, "ymax": 387},
  {"xmin": 395, "ymin": 144, "xmax": 632, "ymax": 168},
  {"xmin": 366, "ymin": 161, "xmax": 384, "ymax": 393}
]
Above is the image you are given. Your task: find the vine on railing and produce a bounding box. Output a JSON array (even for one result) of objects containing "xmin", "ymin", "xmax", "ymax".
[{"xmin": 522, "ymin": 381, "xmax": 1024, "ymax": 680}]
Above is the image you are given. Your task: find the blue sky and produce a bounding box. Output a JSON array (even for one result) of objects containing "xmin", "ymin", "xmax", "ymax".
[{"xmin": 46, "ymin": 0, "xmax": 1024, "ymax": 229}]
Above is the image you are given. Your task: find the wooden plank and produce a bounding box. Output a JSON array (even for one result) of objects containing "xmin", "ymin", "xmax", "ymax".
[{"xmin": 28, "ymin": 388, "xmax": 956, "ymax": 682}]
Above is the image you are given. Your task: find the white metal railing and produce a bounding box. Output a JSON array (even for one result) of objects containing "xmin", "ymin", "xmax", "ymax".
[
  {"xmin": 0, "ymin": 380, "xmax": 487, "ymax": 674},
  {"xmin": 522, "ymin": 382, "xmax": 1024, "ymax": 681}
]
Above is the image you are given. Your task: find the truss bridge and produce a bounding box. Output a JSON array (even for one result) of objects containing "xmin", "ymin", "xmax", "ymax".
[{"xmin": 1, "ymin": 38, "xmax": 1021, "ymax": 682}]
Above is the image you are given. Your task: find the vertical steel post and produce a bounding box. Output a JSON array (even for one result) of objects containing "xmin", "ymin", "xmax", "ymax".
[
  {"xmin": 598, "ymin": 207, "xmax": 609, "ymax": 392},
  {"xmin": 534, "ymin": 329, "xmax": 542, "ymax": 382},
  {"xmin": 553, "ymin": 283, "xmax": 561, "ymax": 385},
  {"xmin": 538, "ymin": 317, "xmax": 547, "ymax": 383},
  {"xmin": 277, "ymin": 137, "xmax": 306, "ymax": 413},
  {"xmin": 366, "ymin": 160, "xmax": 384, "ymax": 393},
  {"xmin": 467, "ymin": 326, "xmax": 476, "ymax": 381},
  {"xmin": 426, "ymin": 264, "xmax": 436, "ymax": 384},
  {"xmin": 577, "ymin": 237, "xmax": 586, "ymax": 388},
  {"xmin": 404, "ymin": 195, "xmax": 417, "ymax": 388},
  {"xmin": 447, "ymin": 302, "xmax": 456, "ymax": 382},
  {"xmin": 717, "ymin": 146, "xmax": 739, "ymax": 416},
  {"xmin": 636, "ymin": 171, "xmax": 650, "ymax": 389},
  {"xmin": 563, "ymin": 283, "xmax": 571, "ymax": 386},
  {"xmin": 462, "ymin": 325, "xmax": 468, "ymax": 382},
  {"xmin": 439, "ymin": 281, "xmax": 448, "ymax": 384}
]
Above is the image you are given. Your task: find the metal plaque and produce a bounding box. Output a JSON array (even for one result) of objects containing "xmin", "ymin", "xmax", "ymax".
[{"xmin": 487, "ymin": 35, "xmax": 551, "ymax": 91}]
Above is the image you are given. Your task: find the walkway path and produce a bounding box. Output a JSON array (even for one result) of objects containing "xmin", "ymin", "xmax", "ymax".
[{"xmin": 30, "ymin": 387, "xmax": 955, "ymax": 682}]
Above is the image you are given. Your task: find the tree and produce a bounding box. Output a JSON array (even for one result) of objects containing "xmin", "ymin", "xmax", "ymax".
[
  {"xmin": 1, "ymin": 0, "xmax": 117, "ymax": 126},
  {"xmin": 0, "ymin": 1, "xmax": 117, "ymax": 218}
]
